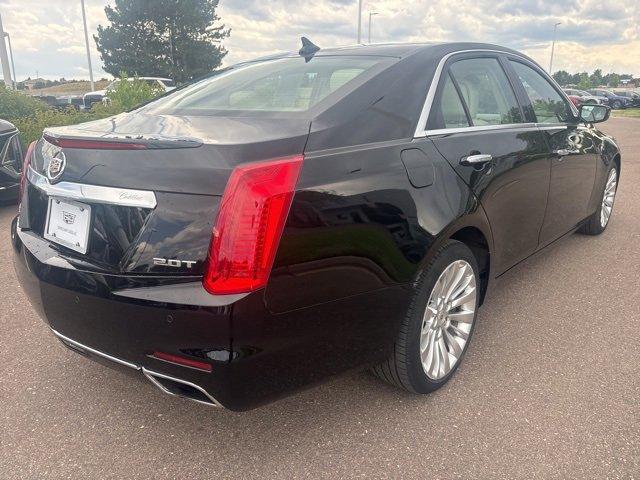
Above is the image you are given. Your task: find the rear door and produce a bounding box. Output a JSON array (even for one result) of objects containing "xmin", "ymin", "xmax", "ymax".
[
  {"xmin": 507, "ymin": 60, "xmax": 597, "ymax": 246},
  {"xmin": 424, "ymin": 53, "xmax": 550, "ymax": 274}
]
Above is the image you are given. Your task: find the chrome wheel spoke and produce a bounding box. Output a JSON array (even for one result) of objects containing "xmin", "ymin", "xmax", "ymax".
[
  {"xmin": 600, "ymin": 169, "xmax": 618, "ymax": 228},
  {"xmin": 444, "ymin": 328, "xmax": 463, "ymax": 358},
  {"xmin": 448, "ymin": 309, "xmax": 474, "ymax": 324},
  {"xmin": 449, "ymin": 286, "xmax": 476, "ymax": 309},
  {"xmin": 419, "ymin": 259, "xmax": 477, "ymax": 380}
]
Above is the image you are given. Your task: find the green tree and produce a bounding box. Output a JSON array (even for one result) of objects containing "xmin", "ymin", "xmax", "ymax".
[
  {"xmin": 608, "ymin": 73, "xmax": 620, "ymax": 87},
  {"xmin": 577, "ymin": 73, "xmax": 592, "ymax": 90},
  {"xmin": 553, "ymin": 70, "xmax": 572, "ymax": 86},
  {"xmin": 590, "ymin": 69, "xmax": 603, "ymax": 87},
  {"xmin": 95, "ymin": 0, "xmax": 230, "ymax": 83}
]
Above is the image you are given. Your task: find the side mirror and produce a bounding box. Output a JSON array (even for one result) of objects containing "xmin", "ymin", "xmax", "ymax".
[{"xmin": 579, "ymin": 104, "xmax": 610, "ymax": 124}]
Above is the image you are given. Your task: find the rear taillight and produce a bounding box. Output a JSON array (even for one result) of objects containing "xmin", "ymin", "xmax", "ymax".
[
  {"xmin": 19, "ymin": 141, "xmax": 36, "ymax": 201},
  {"xmin": 203, "ymin": 155, "xmax": 303, "ymax": 295}
]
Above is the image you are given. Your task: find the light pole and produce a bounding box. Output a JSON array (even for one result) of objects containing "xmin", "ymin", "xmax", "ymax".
[
  {"xmin": 549, "ymin": 22, "xmax": 561, "ymax": 74},
  {"xmin": 81, "ymin": 0, "xmax": 95, "ymax": 91},
  {"xmin": 4, "ymin": 33, "xmax": 16, "ymax": 90},
  {"xmin": 0, "ymin": 13, "xmax": 13, "ymax": 90},
  {"xmin": 357, "ymin": 0, "xmax": 363, "ymax": 44},
  {"xmin": 368, "ymin": 11, "xmax": 378, "ymax": 44}
]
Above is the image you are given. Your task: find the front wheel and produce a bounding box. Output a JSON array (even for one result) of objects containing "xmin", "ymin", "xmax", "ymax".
[
  {"xmin": 579, "ymin": 167, "xmax": 618, "ymax": 235},
  {"xmin": 612, "ymin": 100, "xmax": 622, "ymax": 109},
  {"xmin": 373, "ymin": 240, "xmax": 480, "ymax": 393}
]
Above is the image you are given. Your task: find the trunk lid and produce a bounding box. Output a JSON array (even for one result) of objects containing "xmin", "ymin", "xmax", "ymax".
[{"xmin": 21, "ymin": 112, "xmax": 310, "ymax": 276}]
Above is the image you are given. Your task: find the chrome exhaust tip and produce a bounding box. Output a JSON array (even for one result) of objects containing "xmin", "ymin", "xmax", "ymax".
[
  {"xmin": 51, "ymin": 328, "xmax": 224, "ymax": 408},
  {"xmin": 142, "ymin": 368, "xmax": 222, "ymax": 408}
]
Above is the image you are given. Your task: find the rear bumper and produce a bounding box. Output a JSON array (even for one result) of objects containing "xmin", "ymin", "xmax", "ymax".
[
  {"xmin": 12, "ymin": 216, "xmax": 412, "ymax": 411},
  {"xmin": 12, "ymin": 216, "xmax": 237, "ymax": 408}
]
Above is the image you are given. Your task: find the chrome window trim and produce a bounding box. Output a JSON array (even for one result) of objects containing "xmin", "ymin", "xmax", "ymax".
[
  {"xmin": 27, "ymin": 166, "xmax": 157, "ymax": 209},
  {"xmin": 414, "ymin": 49, "xmax": 579, "ymax": 138},
  {"xmin": 422, "ymin": 122, "xmax": 538, "ymax": 136}
]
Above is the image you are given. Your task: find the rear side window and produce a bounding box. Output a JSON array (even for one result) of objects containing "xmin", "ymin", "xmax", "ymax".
[
  {"xmin": 509, "ymin": 61, "xmax": 573, "ymax": 124},
  {"xmin": 144, "ymin": 56, "xmax": 387, "ymax": 114},
  {"xmin": 449, "ymin": 58, "xmax": 523, "ymax": 126},
  {"xmin": 436, "ymin": 73, "xmax": 470, "ymax": 129}
]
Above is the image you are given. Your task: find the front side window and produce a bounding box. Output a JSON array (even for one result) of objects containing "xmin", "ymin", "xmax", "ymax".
[
  {"xmin": 509, "ymin": 61, "xmax": 573, "ymax": 124},
  {"xmin": 449, "ymin": 58, "xmax": 523, "ymax": 126}
]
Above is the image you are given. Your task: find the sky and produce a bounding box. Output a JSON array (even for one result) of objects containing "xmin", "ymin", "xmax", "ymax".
[{"xmin": 0, "ymin": 0, "xmax": 638, "ymax": 81}]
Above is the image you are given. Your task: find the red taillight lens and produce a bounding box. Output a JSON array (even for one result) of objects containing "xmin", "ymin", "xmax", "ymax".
[
  {"xmin": 203, "ymin": 155, "xmax": 303, "ymax": 295},
  {"xmin": 19, "ymin": 141, "xmax": 36, "ymax": 201},
  {"xmin": 43, "ymin": 134, "xmax": 147, "ymax": 150}
]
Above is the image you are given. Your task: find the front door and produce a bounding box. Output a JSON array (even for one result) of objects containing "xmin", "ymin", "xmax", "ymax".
[{"xmin": 507, "ymin": 60, "xmax": 597, "ymax": 246}]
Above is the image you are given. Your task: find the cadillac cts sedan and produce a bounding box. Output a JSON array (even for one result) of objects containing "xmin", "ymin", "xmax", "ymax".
[{"xmin": 13, "ymin": 42, "xmax": 620, "ymax": 411}]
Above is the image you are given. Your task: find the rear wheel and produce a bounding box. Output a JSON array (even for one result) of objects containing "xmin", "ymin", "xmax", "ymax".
[
  {"xmin": 373, "ymin": 240, "xmax": 479, "ymax": 393},
  {"xmin": 579, "ymin": 167, "xmax": 618, "ymax": 235}
]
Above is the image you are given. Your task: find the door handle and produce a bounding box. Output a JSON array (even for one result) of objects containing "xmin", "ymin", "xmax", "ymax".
[
  {"xmin": 460, "ymin": 154, "xmax": 492, "ymax": 166},
  {"xmin": 554, "ymin": 149, "xmax": 579, "ymax": 157}
]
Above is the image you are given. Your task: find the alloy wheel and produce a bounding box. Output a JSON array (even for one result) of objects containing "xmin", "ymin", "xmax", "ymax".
[
  {"xmin": 420, "ymin": 260, "xmax": 477, "ymax": 380},
  {"xmin": 600, "ymin": 168, "xmax": 618, "ymax": 228}
]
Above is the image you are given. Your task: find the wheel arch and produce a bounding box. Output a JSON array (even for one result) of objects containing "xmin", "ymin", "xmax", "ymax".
[
  {"xmin": 449, "ymin": 226, "xmax": 491, "ymax": 305},
  {"xmin": 419, "ymin": 208, "xmax": 494, "ymax": 306}
]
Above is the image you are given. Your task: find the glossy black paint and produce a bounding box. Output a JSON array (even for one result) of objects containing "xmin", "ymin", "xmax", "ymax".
[{"xmin": 13, "ymin": 43, "xmax": 621, "ymax": 410}]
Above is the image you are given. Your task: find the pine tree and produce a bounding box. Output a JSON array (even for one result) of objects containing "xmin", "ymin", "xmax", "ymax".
[{"xmin": 94, "ymin": 0, "xmax": 230, "ymax": 83}]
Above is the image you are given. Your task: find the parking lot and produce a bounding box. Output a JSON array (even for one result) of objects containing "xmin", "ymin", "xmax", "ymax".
[{"xmin": 1, "ymin": 117, "xmax": 638, "ymax": 479}]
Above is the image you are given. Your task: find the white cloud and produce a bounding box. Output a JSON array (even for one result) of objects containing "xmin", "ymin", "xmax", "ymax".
[{"xmin": 0, "ymin": 0, "xmax": 638, "ymax": 80}]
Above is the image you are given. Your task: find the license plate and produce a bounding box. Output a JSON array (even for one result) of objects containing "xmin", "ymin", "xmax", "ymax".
[{"xmin": 44, "ymin": 197, "xmax": 92, "ymax": 254}]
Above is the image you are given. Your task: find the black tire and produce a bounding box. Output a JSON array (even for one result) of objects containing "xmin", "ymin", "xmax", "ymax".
[
  {"xmin": 612, "ymin": 100, "xmax": 622, "ymax": 109},
  {"xmin": 372, "ymin": 240, "xmax": 480, "ymax": 393},
  {"xmin": 579, "ymin": 165, "xmax": 618, "ymax": 235}
]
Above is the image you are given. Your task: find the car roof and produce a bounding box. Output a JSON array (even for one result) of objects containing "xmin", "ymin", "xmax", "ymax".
[
  {"xmin": 241, "ymin": 42, "xmax": 526, "ymax": 63},
  {"xmin": 0, "ymin": 119, "xmax": 16, "ymax": 134}
]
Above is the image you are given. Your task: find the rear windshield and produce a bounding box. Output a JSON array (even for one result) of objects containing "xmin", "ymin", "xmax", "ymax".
[{"xmin": 143, "ymin": 56, "xmax": 388, "ymax": 114}]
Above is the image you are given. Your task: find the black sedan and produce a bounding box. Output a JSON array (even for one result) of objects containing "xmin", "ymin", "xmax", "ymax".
[
  {"xmin": 13, "ymin": 42, "xmax": 620, "ymax": 411},
  {"xmin": 0, "ymin": 119, "xmax": 23, "ymax": 204}
]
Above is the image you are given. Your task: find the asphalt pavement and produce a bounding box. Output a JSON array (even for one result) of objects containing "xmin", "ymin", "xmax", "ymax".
[{"xmin": 1, "ymin": 117, "xmax": 638, "ymax": 479}]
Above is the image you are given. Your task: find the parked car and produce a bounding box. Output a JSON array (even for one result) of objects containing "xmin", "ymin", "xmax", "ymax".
[
  {"xmin": 613, "ymin": 90, "xmax": 640, "ymax": 107},
  {"xmin": 563, "ymin": 88, "xmax": 606, "ymax": 105},
  {"xmin": 567, "ymin": 95, "xmax": 582, "ymax": 107},
  {"xmin": 588, "ymin": 89, "xmax": 631, "ymax": 109},
  {"xmin": 13, "ymin": 42, "xmax": 620, "ymax": 411},
  {"xmin": 0, "ymin": 119, "xmax": 23, "ymax": 204},
  {"xmin": 82, "ymin": 77, "xmax": 176, "ymax": 109}
]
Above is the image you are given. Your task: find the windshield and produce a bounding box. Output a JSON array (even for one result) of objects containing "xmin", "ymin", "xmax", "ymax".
[{"xmin": 143, "ymin": 56, "xmax": 389, "ymax": 115}]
